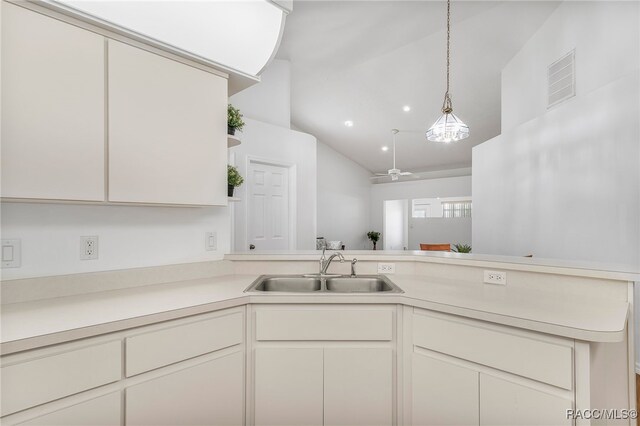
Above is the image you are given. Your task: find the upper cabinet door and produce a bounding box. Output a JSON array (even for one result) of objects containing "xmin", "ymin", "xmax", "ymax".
[
  {"xmin": 1, "ymin": 4, "xmax": 106, "ymax": 201},
  {"xmin": 107, "ymin": 40, "xmax": 228, "ymax": 205}
]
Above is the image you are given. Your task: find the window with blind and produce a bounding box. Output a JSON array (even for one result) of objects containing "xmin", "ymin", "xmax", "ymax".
[
  {"xmin": 442, "ymin": 200, "xmax": 472, "ymax": 218},
  {"xmin": 412, "ymin": 200, "xmax": 432, "ymax": 218}
]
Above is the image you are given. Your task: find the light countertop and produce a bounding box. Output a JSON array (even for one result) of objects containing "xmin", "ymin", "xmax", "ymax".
[
  {"xmin": 1, "ymin": 273, "xmax": 629, "ymax": 354},
  {"xmin": 226, "ymin": 250, "xmax": 640, "ymax": 281}
]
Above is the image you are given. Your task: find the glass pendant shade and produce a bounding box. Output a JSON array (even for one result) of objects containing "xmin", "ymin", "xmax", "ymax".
[{"xmin": 426, "ymin": 111, "xmax": 469, "ymax": 143}]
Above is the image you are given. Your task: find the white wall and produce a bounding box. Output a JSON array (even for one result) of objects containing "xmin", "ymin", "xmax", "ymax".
[
  {"xmin": 317, "ymin": 142, "xmax": 372, "ymax": 250},
  {"xmin": 1, "ymin": 203, "xmax": 230, "ymax": 280},
  {"xmin": 229, "ymin": 59, "xmax": 317, "ymax": 250},
  {"xmin": 501, "ymin": 1, "xmax": 639, "ymax": 132},
  {"xmin": 473, "ymin": 1, "xmax": 640, "ymax": 267},
  {"xmin": 230, "ymin": 118, "xmax": 317, "ymax": 250},
  {"xmin": 230, "ymin": 59, "xmax": 291, "ymax": 129},
  {"xmin": 370, "ymin": 176, "xmax": 473, "ymax": 250}
]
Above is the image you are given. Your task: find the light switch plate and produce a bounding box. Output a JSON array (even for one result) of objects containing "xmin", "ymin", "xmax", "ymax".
[
  {"xmin": 205, "ymin": 232, "xmax": 217, "ymax": 251},
  {"xmin": 1, "ymin": 239, "xmax": 21, "ymax": 268}
]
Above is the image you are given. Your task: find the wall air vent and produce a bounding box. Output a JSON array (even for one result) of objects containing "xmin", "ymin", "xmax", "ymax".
[{"xmin": 547, "ymin": 50, "xmax": 575, "ymax": 108}]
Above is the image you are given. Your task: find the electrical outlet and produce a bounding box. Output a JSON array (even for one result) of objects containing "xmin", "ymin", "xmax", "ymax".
[
  {"xmin": 80, "ymin": 236, "xmax": 98, "ymax": 260},
  {"xmin": 1, "ymin": 239, "xmax": 21, "ymax": 268},
  {"xmin": 377, "ymin": 263, "xmax": 396, "ymax": 274},
  {"xmin": 205, "ymin": 232, "xmax": 217, "ymax": 251},
  {"xmin": 484, "ymin": 270, "xmax": 506, "ymax": 285}
]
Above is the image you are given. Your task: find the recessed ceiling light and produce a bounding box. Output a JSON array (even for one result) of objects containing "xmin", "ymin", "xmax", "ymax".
[
  {"xmin": 344, "ymin": 120, "xmax": 354, "ymax": 127},
  {"xmin": 403, "ymin": 105, "xmax": 411, "ymax": 112},
  {"xmin": 381, "ymin": 146, "xmax": 389, "ymax": 152}
]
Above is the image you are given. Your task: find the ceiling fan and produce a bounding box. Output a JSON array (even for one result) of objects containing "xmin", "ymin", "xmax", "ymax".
[{"xmin": 371, "ymin": 129, "xmax": 413, "ymax": 181}]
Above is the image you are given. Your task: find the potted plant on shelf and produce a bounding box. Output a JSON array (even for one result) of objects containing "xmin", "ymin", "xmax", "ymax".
[
  {"xmin": 453, "ymin": 243, "xmax": 472, "ymax": 253},
  {"xmin": 227, "ymin": 104, "xmax": 245, "ymax": 136},
  {"xmin": 367, "ymin": 231, "xmax": 381, "ymax": 250},
  {"xmin": 227, "ymin": 165, "xmax": 244, "ymax": 197}
]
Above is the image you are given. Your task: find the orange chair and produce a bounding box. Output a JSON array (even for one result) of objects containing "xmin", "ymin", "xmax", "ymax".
[{"xmin": 420, "ymin": 243, "xmax": 451, "ymax": 252}]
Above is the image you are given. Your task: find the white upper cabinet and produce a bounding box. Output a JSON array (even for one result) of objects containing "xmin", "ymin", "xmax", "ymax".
[
  {"xmin": 107, "ymin": 40, "xmax": 228, "ymax": 206},
  {"xmin": 1, "ymin": 3, "xmax": 106, "ymax": 201}
]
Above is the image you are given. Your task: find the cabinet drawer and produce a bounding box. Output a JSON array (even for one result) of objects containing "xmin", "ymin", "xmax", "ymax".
[
  {"xmin": 1, "ymin": 341, "xmax": 122, "ymax": 416},
  {"xmin": 413, "ymin": 310, "xmax": 573, "ymax": 389},
  {"xmin": 17, "ymin": 392, "xmax": 121, "ymax": 426},
  {"xmin": 126, "ymin": 310, "xmax": 243, "ymax": 377},
  {"xmin": 255, "ymin": 307, "xmax": 393, "ymax": 341}
]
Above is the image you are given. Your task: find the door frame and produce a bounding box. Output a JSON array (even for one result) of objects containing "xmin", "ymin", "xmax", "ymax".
[{"xmin": 245, "ymin": 156, "xmax": 297, "ymax": 251}]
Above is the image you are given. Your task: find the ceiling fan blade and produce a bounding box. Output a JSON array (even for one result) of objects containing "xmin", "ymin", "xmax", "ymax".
[{"xmin": 400, "ymin": 172, "xmax": 413, "ymax": 175}]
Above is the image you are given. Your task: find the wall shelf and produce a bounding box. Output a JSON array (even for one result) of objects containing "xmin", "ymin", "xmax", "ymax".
[{"xmin": 227, "ymin": 135, "xmax": 241, "ymax": 148}]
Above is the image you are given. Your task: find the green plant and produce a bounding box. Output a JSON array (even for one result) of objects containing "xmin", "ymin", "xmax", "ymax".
[
  {"xmin": 227, "ymin": 165, "xmax": 244, "ymax": 187},
  {"xmin": 367, "ymin": 231, "xmax": 381, "ymax": 243},
  {"xmin": 227, "ymin": 104, "xmax": 245, "ymax": 132},
  {"xmin": 453, "ymin": 243, "xmax": 472, "ymax": 253}
]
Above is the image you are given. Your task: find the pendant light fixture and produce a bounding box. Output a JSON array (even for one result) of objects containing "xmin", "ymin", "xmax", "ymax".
[{"xmin": 426, "ymin": 0, "xmax": 469, "ymax": 143}]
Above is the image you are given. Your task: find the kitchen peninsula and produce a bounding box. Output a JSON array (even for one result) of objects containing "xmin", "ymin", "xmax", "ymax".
[{"xmin": 1, "ymin": 251, "xmax": 636, "ymax": 426}]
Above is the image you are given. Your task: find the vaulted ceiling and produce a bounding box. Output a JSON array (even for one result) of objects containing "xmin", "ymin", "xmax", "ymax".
[{"xmin": 276, "ymin": 1, "xmax": 560, "ymax": 174}]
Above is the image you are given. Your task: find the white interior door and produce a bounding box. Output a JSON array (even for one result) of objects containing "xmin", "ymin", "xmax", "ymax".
[
  {"xmin": 383, "ymin": 199, "xmax": 408, "ymax": 250},
  {"xmin": 248, "ymin": 162, "xmax": 290, "ymax": 250}
]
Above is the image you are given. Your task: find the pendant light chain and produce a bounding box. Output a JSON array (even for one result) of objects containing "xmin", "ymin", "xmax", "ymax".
[{"xmin": 442, "ymin": 0, "xmax": 453, "ymax": 114}]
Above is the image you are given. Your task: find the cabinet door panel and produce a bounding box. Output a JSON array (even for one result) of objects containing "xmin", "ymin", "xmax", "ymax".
[
  {"xmin": 1, "ymin": 3, "xmax": 105, "ymax": 201},
  {"xmin": 126, "ymin": 352, "xmax": 243, "ymax": 426},
  {"xmin": 412, "ymin": 352, "xmax": 479, "ymax": 426},
  {"xmin": 324, "ymin": 347, "xmax": 393, "ymax": 426},
  {"xmin": 480, "ymin": 374, "xmax": 572, "ymax": 426},
  {"xmin": 18, "ymin": 392, "xmax": 121, "ymax": 426},
  {"xmin": 254, "ymin": 347, "xmax": 323, "ymax": 426},
  {"xmin": 108, "ymin": 40, "xmax": 227, "ymax": 205}
]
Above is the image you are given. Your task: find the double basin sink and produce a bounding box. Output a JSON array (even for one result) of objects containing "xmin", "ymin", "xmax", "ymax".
[{"xmin": 245, "ymin": 275, "xmax": 403, "ymax": 293}]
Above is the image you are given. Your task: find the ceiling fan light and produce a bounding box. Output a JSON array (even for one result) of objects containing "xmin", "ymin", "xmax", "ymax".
[{"xmin": 426, "ymin": 111, "xmax": 469, "ymax": 143}]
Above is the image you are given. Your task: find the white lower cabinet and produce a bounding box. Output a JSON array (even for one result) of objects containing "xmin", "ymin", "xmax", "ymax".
[
  {"xmin": 324, "ymin": 348, "xmax": 393, "ymax": 426},
  {"xmin": 409, "ymin": 308, "xmax": 576, "ymax": 426},
  {"xmin": 412, "ymin": 352, "xmax": 479, "ymax": 426},
  {"xmin": 1, "ymin": 308, "xmax": 245, "ymax": 426},
  {"xmin": 254, "ymin": 347, "xmax": 393, "ymax": 426},
  {"xmin": 479, "ymin": 374, "xmax": 572, "ymax": 426},
  {"xmin": 126, "ymin": 351, "xmax": 244, "ymax": 426},
  {"xmin": 254, "ymin": 348, "xmax": 324, "ymax": 426},
  {"xmin": 252, "ymin": 305, "xmax": 396, "ymax": 426},
  {"xmin": 17, "ymin": 393, "xmax": 121, "ymax": 426},
  {"xmin": 0, "ymin": 304, "xmax": 605, "ymax": 426}
]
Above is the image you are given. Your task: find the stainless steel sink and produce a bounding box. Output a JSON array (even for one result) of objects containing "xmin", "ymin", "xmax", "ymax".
[
  {"xmin": 325, "ymin": 276, "xmax": 401, "ymax": 293},
  {"xmin": 245, "ymin": 275, "xmax": 403, "ymax": 293},
  {"xmin": 250, "ymin": 276, "xmax": 322, "ymax": 292}
]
